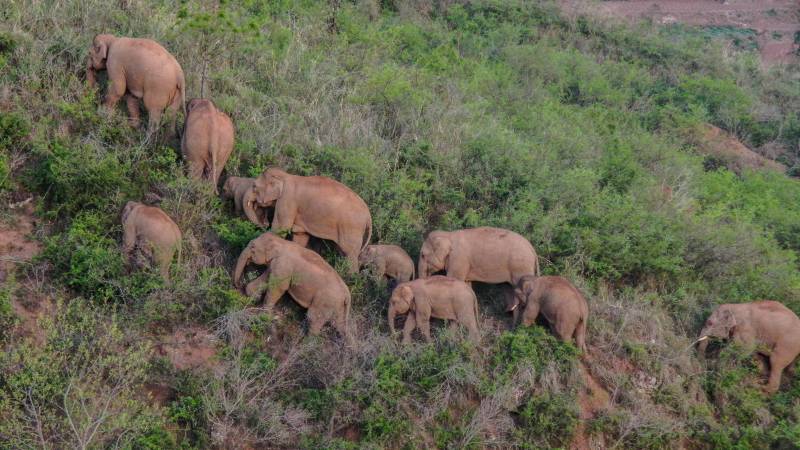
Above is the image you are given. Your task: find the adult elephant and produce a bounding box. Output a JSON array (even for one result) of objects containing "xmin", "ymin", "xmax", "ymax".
[
  {"xmin": 233, "ymin": 232, "xmax": 351, "ymax": 340},
  {"xmin": 244, "ymin": 168, "xmax": 372, "ymax": 272},
  {"xmin": 697, "ymin": 301, "xmax": 800, "ymax": 393},
  {"xmin": 418, "ymin": 227, "xmax": 539, "ymax": 319},
  {"xmin": 182, "ymin": 98, "xmax": 234, "ymax": 192},
  {"xmin": 86, "ymin": 34, "xmax": 185, "ymax": 138}
]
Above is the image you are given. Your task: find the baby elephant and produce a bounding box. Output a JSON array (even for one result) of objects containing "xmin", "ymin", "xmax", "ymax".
[
  {"xmin": 233, "ymin": 232, "xmax": 351, "ymax": 340},
  {"xmin": 513, "ymin": 275, "xmax": 588, "ymax": 353},
  {"xmin": 359, "ymin": 244, "xmax": 415, "ymax": 286},
  {"xmin": 222, "ymin": 176, "xmax": 270, "ymax": 222},
  {"xmin": 388, "ymin": 276, "xmax": 480, "ymax": 343},
  {"xmin": 121, "ymin": 201, "xmax": 182, "ymax": 280},
  {"xmin": 182, "ymin": 98, "xmax": 234, "ymax": 193}
]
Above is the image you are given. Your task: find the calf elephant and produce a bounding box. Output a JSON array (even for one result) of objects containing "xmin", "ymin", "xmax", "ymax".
[
  {"xmin": 359, "ymin": 244, "xmax": 415, "ymax": 286},
  {"xmin": 513, "ymin": 275, "xmax": 588, "ymax": 353},
  {"xmin": 233, "ymin": 232, "xmax": 351, "ymax": 340},
  {"xmin": 121, "ymin": 201, "xmax": 182, "ymax": 280},
  {"xmin": 182, "ymin": 99, "xmax": 234, "ymax": 192},
  {"xmin": 418, "ymin": 227, "xmax": 539, "ymax": 321},
  {"xmin": 86, "ymin": 34, "xmax": 185, "ymax": 138},
  {"xmin": 244, "ymin": 168, "xmax": 372, "ymax": 272},
  {"xmin": 697, "ymin": 301, "xmax": 800, "ymax": 393},
  {"xmin": 222, "ymin": 176, "xmax": 270, "ymax": 224},
  {"xmin": 388, "ymin": 276, "xmax": 480, "ymax": 343}
]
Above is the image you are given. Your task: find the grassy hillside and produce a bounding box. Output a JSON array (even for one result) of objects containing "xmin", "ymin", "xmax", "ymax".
[{"xmin": 2, "ymin": 0, "xmax": 800, "ymax": 448}]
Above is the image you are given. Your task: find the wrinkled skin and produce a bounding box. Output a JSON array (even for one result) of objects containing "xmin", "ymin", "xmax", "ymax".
[
  {"xmin": 86, "ymin": 34, "xmax": 185, "ymax": 138},
  {"xmin": 359, "ymin": 244, "xmax": 415, "ymax": 285},
  {"xmin": 182, "ymin": 99, "xmax": 234, "ymax": 192},
  {"xmin": 697, "ymin": 301, "xmax": 800, "ymax": 393},
  {"xmin": 233, "ymin": 232, "xmax": 352, "ymax": 341},
  {"xmin": 513, "ymin": 275, "xmax": 588, "ymax": 353},
  {"xmin": 388, "ymin": 276, "xmax": 480, "ymax": 343},
  {"xmin": 245, "ymin": 168, "xmax": 372, "ymax": 272},
  {"xmin": 418, "ymin": 227, "xmax": 539, "ymax": 322},
  {"xmin": 121, "ymin": 201, "xmax": 182, "ymax": 280}
]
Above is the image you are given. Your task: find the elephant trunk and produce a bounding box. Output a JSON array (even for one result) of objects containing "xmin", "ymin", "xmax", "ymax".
[
  {"xmin": 233, "ymin": 249, "xmax": 251, "ymax": 288},
  {"xmin": 86, "ymin": 58, "xmax": 97, "ymax": 87},
  {"xmin": 388, "ymin": 306, "xmax": 397, "ymax": 335},
  {"xmin": 243, "ymin": 189, "xmax": 266, "ymax": 227},
  {"xmin": 418, "ymin": 257, "xmax": 429, "ymax": 279},
  {"xmin": 696, "ymin": 335, "xmax": 709, "ymax": 357}
]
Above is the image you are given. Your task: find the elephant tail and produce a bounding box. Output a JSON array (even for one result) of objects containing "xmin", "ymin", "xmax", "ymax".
[
  {"xmin": 471, "ymin": 289, "xmax": 480, "ymax": 329},
  {"xmin": 361, "ymin": 215, "xmax": 372, "ymax": 254}
]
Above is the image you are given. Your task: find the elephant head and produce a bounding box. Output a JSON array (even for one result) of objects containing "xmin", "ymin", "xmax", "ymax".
[
  {"xmin": 87, "ymin": 34, "xmax": 116, "ymax": 86},
  {"xmin": 243, "ymin": 187, "xmax": 269, "ymax": 227},
  {"xmin": 697, "ymin": 306, "xmax": 737, "ymax": 356},
  {"xmin": 510, "ymin": 277, "xmax": 535, "ymax": 314},
  {"xmin": 233, "ymin": 233, "xmax": 281, "ymax": 288},
  {"xmin": 186, "ymin": 98, "xmax": 211, "ymax": 112},
  {"xmin": 358, "ymin": 245, "xmax": 377, "ymax": 267},
  {"xmin": 418, "ymin": 231, "xmax": 451, "ymax": 278},
  {"xmin": 252, "ymin": 168, "xmax": 288, "ymax": 208},
  {"xmin": 388, "ymin": 284, "xmax": 414, "ymax": 334},
  {"xmin": 222, "ymin": 178, "xmax": 236, "ymax": 199},
  {"xmin": 121, "ymin": 201, "xmax": 138, "ymax": 224}
]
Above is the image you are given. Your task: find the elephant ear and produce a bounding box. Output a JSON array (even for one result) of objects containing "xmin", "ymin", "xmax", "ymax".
[
  {"xmin": 94, "ymin": 37, "xmax": 109, "ymax": 60},
  {"xmin": 519, "ymin": 277, "xmax": 536, "ymax": 295},
  {"xmin": 396, "ymin": 285, "xmax": 414, "ymax": 310},
  {"xmin": 432, "ymin": 236, "xmax": 451, "ymax": 266},
  {"xmin": 720, "ymin": 308, "xmax": 737, "ymax": 337}
]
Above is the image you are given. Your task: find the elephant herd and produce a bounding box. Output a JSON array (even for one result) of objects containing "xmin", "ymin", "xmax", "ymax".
[{"xmin": 99, "ymin": 35, "xmax": 799, "ymax": 392}]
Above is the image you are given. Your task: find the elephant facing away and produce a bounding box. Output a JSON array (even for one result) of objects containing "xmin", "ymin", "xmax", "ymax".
[
  {"xmin": 233, "ymin": 232, "xmax": 351, "ymax": 340},
  {"xmin": 513, "ymin": 275, "xmax": 588, "ymax": 353},
  {"xmin": 388, "ymin": 276, "xmax": 480, "ymax": 343},
  {"xmin": 121, "ymin": 201, "xmax": 182, "ymax": 280},
  {"xmin": 697, "ymin": 301, "xmax": 800, "ymax": 393},
  {"xmin": 359, "ymin": 244, "xmax": 415, "ymax": 286},
  {"xmin": 244, "ymin": 168, "xmax": 372, "ymax": 272},
  {"xmin": 86, "ymin": 34, "xmax": 185, "ymax": 138},
  {"xmin": 182, "ymin": 98, "xmax": 234, "ymax": 192}
]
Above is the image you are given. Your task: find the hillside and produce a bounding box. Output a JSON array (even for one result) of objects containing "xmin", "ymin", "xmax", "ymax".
[{"xmin": 1, "ymin": 1, "xmax": 800, "ymax": 448}]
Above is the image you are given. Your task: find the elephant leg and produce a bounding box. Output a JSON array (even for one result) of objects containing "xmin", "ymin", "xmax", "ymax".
[
  {"xmin": 307, "ymin": 307, "xmax": 326, "ymax": 336},
  {"xmin": 553, "ymin": 320, "xmax": 576, "ymax": 344},
  {"xmin": 415, "ymin": 310, "xmax": 432, "ymax": 342},
  {"xmin": 264, "ymin": 275, "xmax": 291, "ymax": 309},
  {"xmin": 122, "ymin": 226, "xmax": 137, "ymax": 266},
  {"xmin": 292, "ymin": 232, "xmax": 310, "ymax": 248},
  {"xmin": 766, "ymin": 351, "xmax": 792, "ymax": 393},
  {"xmin": 245, "ymin": 272, "xmax": 270, "ymax": 300},
  {"xmin": 401, "ymin": 314, "xmax": 416, "ymax": 344},
  {"xmin": 154, "ymin": 249, "xmax": 174, "ymax": 281},
  {"xmin": 146, "ymin": 108, "xmax": 163, "ymax": 140},
  {"xmin": 574, "ymin": 318, "xmax": 588, "ymax": 353},
  {"xmin": 165, "ymin": 95, "xmax": 180, "ymax": 138},
  {"xmin": 186, "ymin": 160, "xmax": 205, "ymax": 181},
  {"xmin": 125, "ymin": 95, "xmax": 142, "ymax": 128},
  {"xmin": 102, "ymin": 68, "xmax": 126, "ymax": 114}
]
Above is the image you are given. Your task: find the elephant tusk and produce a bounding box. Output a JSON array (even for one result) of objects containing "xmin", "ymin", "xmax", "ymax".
[{"xmin": 509, "ymin": 304, "xmax": 517, "ymax": 311}]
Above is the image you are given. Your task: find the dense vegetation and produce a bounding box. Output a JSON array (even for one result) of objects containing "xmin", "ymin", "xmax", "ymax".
[{"xmin": 1, "ymin": 0, "xmax": 800, "ymax": 448}]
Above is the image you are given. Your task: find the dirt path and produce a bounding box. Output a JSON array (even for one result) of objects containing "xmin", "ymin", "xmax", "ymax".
[
  {"xmin": 565, "ymin": 0, "xmax": 799, "ymax": 65},
  {"xmin": 571, "ymin": 361, "xmax": 612, "ymax": 450}
]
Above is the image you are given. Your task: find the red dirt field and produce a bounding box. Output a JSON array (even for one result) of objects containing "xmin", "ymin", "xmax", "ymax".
[{"xmin": 564, "ymin": 0, "xmax": 799, "ymax": 65}]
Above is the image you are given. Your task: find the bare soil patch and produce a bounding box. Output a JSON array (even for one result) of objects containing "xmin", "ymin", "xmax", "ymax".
[
  {"xmin": 564, "ymin": 0, "xmax": 799, "ymax": 65},
  {"xmin": 155, "ymin": 326, "xmax": 218, "ymax": 371},
  {"xmin": 693, "ymin": 123, "xmax": 786, "ymax": 173}
]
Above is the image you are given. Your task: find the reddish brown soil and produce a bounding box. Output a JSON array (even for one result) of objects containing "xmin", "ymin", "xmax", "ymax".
[
  {"xmin": 154, "ymin": 326, "xmax": 218, "ymax": 371},
  {"xmin": 571, "ymin": 361, "xmax": 612, "ymax": 450},
  {"xmin": 564, "ymin": 0, "xmax": 799, "ymax": 65},
  {"xmin": 694, "ymin": 123, "xmax": 786, "ymax": 173},
  {"xmin": 1, "ymin": 198, "xmax": 54, "ymax": 343}
]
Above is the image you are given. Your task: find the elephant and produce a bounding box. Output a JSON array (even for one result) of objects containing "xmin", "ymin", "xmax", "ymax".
[
  {"xmin": 86, "ymin": 34, "xmax": 185, "ymax": 138},
  {"xmin": 233, "ymin": 232, "xmax": 351, "ymax": 340},
  {"xmin": 697, "ymin": 301, "xmax": 800, "ymax": 393},
  {"xmin": 388, "ymin": 276, "xmax": 480, "ymax": 343},
  {"xmin": 244, "ymin": 168, "xmax": 372, "ymax": 272},
  {"xmin": 358, "ymin": 244, "xmax": 415, "ymax": 286},
  {"xmin": 418, "ymin": 227, "xmax": 539, "ymax": 321},
  {"xmin": 222, "ymin": 176, "xmax": 271, "ymax": 223},
  {"xmin": 181, "ymin": 98, "xmax": 234, "ymax": 192},
  {"xmin": 513, "ymin": 275, "xmax": 588, "ymax": 353},
  {"xmin": 121, "ymin": 201, "xmax": 182, "ymax": 280}
]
